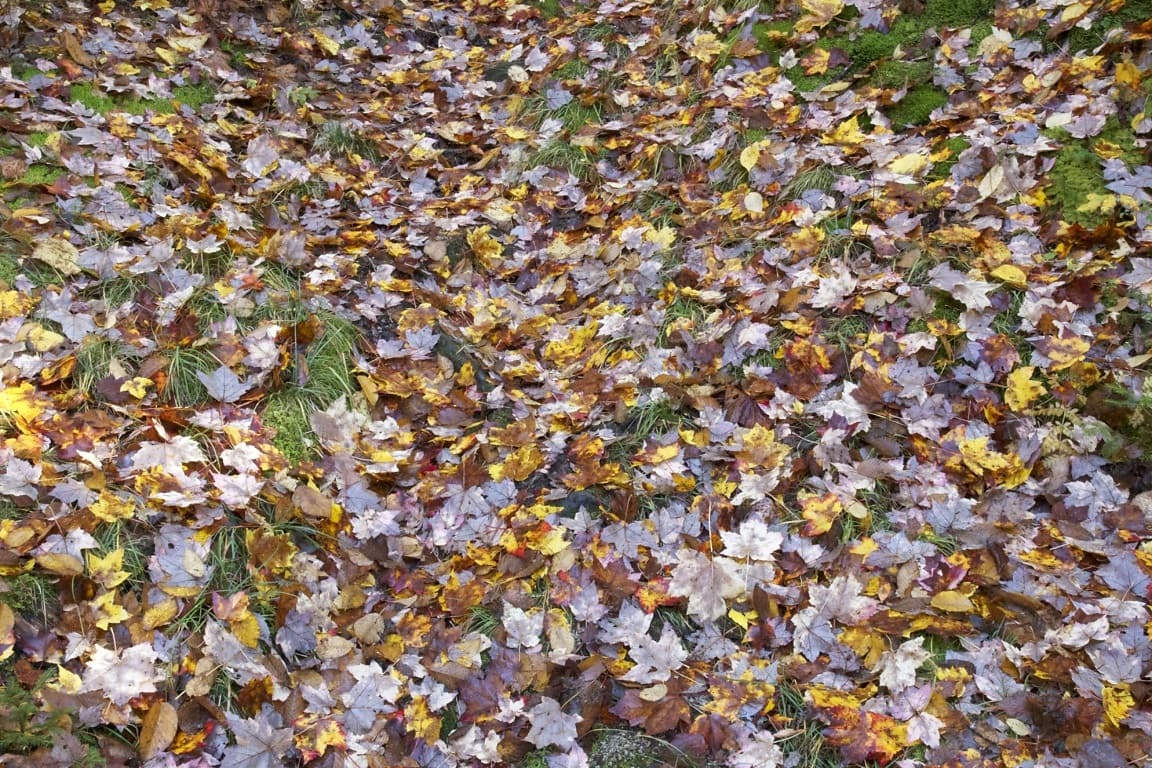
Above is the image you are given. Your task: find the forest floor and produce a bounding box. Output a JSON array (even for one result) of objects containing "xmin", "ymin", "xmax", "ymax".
[{"xmin": 1, "ymin": 0, "xmax": 1152, "ymax": 766}]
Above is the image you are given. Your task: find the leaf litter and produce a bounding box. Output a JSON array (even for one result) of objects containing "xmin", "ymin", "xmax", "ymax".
[{"xmin": 0, "ymin": 0, "xmax": 1151, "ymax": 766}]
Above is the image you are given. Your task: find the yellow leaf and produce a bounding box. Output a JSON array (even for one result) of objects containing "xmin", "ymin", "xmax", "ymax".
[
  {"xmin": 796, "ymin": 0, "xmax": 844, "ymax": 33},
  {"xmin": 167, "ymin": 34, "xmax": 208, "ymax": 53},
  {"xmin": 0, "ymin": 383, "xmax": 46, "ymax": 421},
  {"xmin": 230, "ymin": 612, "xmax": 261, "ymax": 648},
  {"xmin": 931, "ymin": 590, "xmax": 974, "ymax": 612},
  {"xmin": 92, "ymin": 590, "xmax": 130, "ymax": 630},
  {"xmin": 31, "ymin": 237, "xmax": 81, "ymax": 275},
  {"xmin": 467, "ymin": 225, "xmax": 504, "ymax": 270},
  {"xmin": 1116, "ymin": 60, "xmax": 1144, "ymax": 89},
  {"xmin": 86, "ymin": 548, "xmax": 130, "ymax": 590},
  {"xmin": 489, "ymin": 444, "xmax": 544, "ymax": 482},
  {"xmin": 1005, "ymin": 366, "xmax": 1044, "ymax": 412},
  {"xmin": 744, "ymin": 191, "xmax": 765, "ymax": 213},
  {"xmin": 404, "ymin": 696, "xmax": 441, "ymax": 743},
  {"xmin": 89, "ymin": 490, "xmax": 136, "ymax": 523},
  {"xmin": 801, "ymin": 492, "xmax": 842, "ymax": 536},
  {"xmin": 822, "ymin": 116, "xmax": 867, "ymax": 147},
  {"xmin": 687, "ymin": 32, "xmax": 725, "ymax": 63},
  {"xmin": 0, "ymin": 603, "xmax": 13, "ymax": 663},
  {"xmin": 888, "ymin": 152, "xmax": 928, "ymax": 176},
  {"xmin": 54, "ymin": 664, "xmax": 82, "ymax": 693},
  {"xmin": 143, "ymin": 599, "xmax": 180, "ymax": 630},
  {"xmin": 25, "ymin": 325, "xmax": 65, "ymax": 353},
  {"xmin": 121, "ymin": 377, "xmax": 154, "ymax": 399},
  {"xmin": 990, "ymin": 264, "xmax": 1028, "ymax": 289},
  {"xmin": 1103, "ymin": 684, "xmax": 1135, "ymax": 728},
  {"xmin": 138, "ymin": 701, "xmax": 178, "ymax": 761},
  {"xmin": 740, "ymin": 141, "xmax": 767, "ymax": 171},
  {"xmin": 645, "ymin": 226, "xmax": 677, "ymax": 250},
  {"xmin": 1044, "ymin": 335, "xmax": 1090, "ymax": 371},
  {"xmin": 36, "ymin": 553, "xmax": 85, "ymax": 576},
  {"xmin": 0, "ymin": 291, "xmax": 35, "ymax": 319},
  {"xmin": 311, "ymin": 29, "xmax": 340, "ymax": 56}
]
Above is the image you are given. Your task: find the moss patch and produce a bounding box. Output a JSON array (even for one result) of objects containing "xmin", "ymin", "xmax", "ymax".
[
  {"xmin": 872, "ymin": 60, "xmax": 933, "ymax": 89},
  {"xmin": 886, "ymin": 85, "xmax": 948, "ymax": 128},
  {"xmin": 172, "ymin": 82, "xmax": 216, "ymax": 110},
  {"xmin": 69, "ymin": 82, "xmax": 116, "ymax": 113},
  {"xmin": 1048, "ymin": 142, "xmax": 1107, "ymax": 226},
  {"xmin": 263, "ymin": 390, "xmax": 316, "ymax": 464},
  {"xmin": 589, "ymin": 730, "xmax": 660, "ymax": 768}
]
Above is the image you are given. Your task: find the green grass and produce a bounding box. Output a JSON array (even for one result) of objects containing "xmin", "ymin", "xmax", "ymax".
[
  {"xmin": 74, "ymin": 338, "xmax": 135, "ymax": 396},
  {"xmin": 530, "ymin": 140, "xmax": 597, "ymax": 179},
  {"xmin": 162, "ymin": 346, "xmax": 218, "ymax": 407},
  {"xmin": 314, "ymin": 121, "xmax": 380, "ymax": 162},
  {"xmin": 659, "ymin": 297, "xmax": 707, "ymax": 346},
  {"xmin": 0, "ymin": 237, "xmax": 66, "ymax": 288},
  {"xmin": 0, "ymin": 571, "xmax": 57, "ymax": 624},
  {"xmin": 612, "ymin": 396, "xmax": 686, "ymax": 463},
  {"xmin": 0, "ymin": 667, "xmax": 105, "ymax": 768},
  {"xmin": 262, "ymin": 390, "xmax": 318, "ymax": 464},
  {"xmin": 69, "ymin": 83, "xmax": 116, "ymax": 114},
  {"xmin": 464, "ymin": 604, "xmax": 501, "ymax": 636},
  {"xmin": 92, "ymin": 521, "xmax": 152, "ymax": 594}
]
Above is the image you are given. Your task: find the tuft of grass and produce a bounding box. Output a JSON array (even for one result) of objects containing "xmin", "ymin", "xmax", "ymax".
[
  {"xmin": 314, "ymin": 121, "xmax": 380, "ymax": 162},
  {"xmin": 0, "ymin": 571, "xmax": 58, "ymax": 625},
  {"xmin": 92, "ymin": 521, "xmax": 152, "ymax": 594},
  {"xmin": 775, "ymin": 681, "xmax": 844, "ymax": 768},
  {"xmin": 464, "ymin": 604, "xmax": 501, "ymax": 636},
  {"xmin": 530, "ymin": 139, "xmax": 597, "ymax": 179},
  {"xmin": 163, "ymin": 346, "xmax": 217, "ymax": 407},
  {"xmin": 659, "ymin": 297, "xmax": 707, "ymax": 346},
  {"xmin": 74, "ymin": 338, "xmax": 135, "ymax": 396}
]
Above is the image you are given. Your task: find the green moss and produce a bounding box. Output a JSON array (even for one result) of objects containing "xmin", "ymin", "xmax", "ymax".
[
  {"xmin": 1048, "ymin": 141, "xmax": 1107, "ymax": 226},
  {"xmin": 69, "ymin": 83, "xmax": 116, "ymax": 114},
  {"xmin": 921, "ymin": 0, "xmax": 995, "ymax": 27},
  {"xmin": 851, "ymin": 30, "xmax": 898, "ymax": 64},
  {"xmin": 886, "ymin": 85, "xmax": 948, "ymax": 128},
  {"xmin": 928, "ymin": 136, "xmax": 970, "ymax": 180},
  {"xmin": 263, "ymin": 390, "xmax": 316, "ymax": 464},
  {"xmin": 752, "ymin": 20, "xmax": 795, "ymax": 57},
  {"xmin": 1064, "ymin": 0, "xmax": 1152, "ymax": 52},
  {"xmin": 171, "ymin": 83, "xmax": 216, "ymax": 110},
  {"xmin": 872, "ymin": 60, "xmax": 933, "ymax": 88},
  {"xmin": 18, "ymin": 164, "xmax": 64, "ymax": 187},
  {"xmin": 118, "ymin": 96, "xmax": 175, "ymax": 116},
  {"xmin": 25, "ymin": 132, "xmax": 50, "ymax": 148}
]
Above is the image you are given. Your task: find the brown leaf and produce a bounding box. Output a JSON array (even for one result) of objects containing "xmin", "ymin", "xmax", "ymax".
[{"xmin": 138, "ymin": 701, "xmax": 177, "ymax": 760}]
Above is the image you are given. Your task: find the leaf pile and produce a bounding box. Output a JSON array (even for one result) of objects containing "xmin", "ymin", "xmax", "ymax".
[{"xmin": 1, "ymin": 0, "xmax": 1152, "ymax": 766}]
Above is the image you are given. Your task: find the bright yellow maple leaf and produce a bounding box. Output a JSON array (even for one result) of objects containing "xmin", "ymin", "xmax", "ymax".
[
  {"xmin": 822, "ymin": 115, "xmax": 867, "ymax": 147},
  {"xmin": 91, "ymin": 590, "xmax": 130, "ymax": 630},
  {"xmin": 90, "ymin": 490, "xmax": 136, "ymax": 523},
  {"xmin": 1104, "ymin": 684, "xmax": 1135, "ymax": 728},
  {"xmin": 0, "ymin": 382, "xmax": 46, "ymax": 421},
  {"xmin": 795, "ymin": 0, "xmax": 844, "ymax": 33},
  {"xmin": 1005, "ymin": 366, "xmax": 1044, "ymax": 412},
  {"xmin": 86, "ymin": 548, "xmax": 130, "ymax": 590}
]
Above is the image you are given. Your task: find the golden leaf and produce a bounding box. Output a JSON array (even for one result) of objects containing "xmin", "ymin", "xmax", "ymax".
[
  {"xmin": 930, "ymin": 590, "xmax": 975, "ymax": 612},
  {"xmin": 1005, "ymin": 367, "xmax": 1044, "ymax": 412}
]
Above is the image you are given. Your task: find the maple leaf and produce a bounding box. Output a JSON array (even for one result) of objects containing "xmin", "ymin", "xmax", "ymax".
[
  {"xmin": 80, "ymin": 643, "xmax": 164, "ymax": 707},
  {"xmin": 668, "ymin": 549, "xmax": 745, "ymax": 621},
  {"xmin": 525, "ymin": 697, "xmax": 581, "ymax": 749},
  {"xmin": 621, "ymin": 626, "xmax": 689, "ymax": 683},
  {"xmin": 877, "ymin": 636, "xmax": 932, "ymax": 692},
  {"xmin": 221, "ymin": 714, "xmax": 294, "ymax": 768}
]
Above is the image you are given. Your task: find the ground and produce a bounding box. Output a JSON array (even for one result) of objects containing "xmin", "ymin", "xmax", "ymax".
[{"xmin": 0, "ymin": 0, "xmax": 1151, "ymax": 767}]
